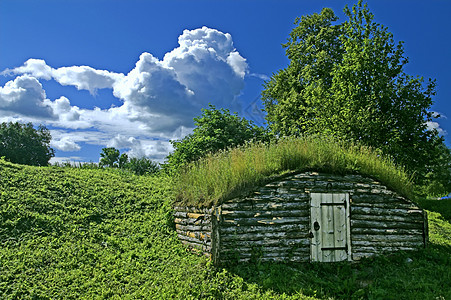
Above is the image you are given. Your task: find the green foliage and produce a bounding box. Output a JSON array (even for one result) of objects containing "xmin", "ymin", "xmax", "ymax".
[
  {"xmin": 99, "ymin": 147, "xmax": 120, "ymax": 168},
  {"xmin": 125, "ymin": 157, "xmax": 159, "ymax": 176},
  {"xmin": 417, "ymin": 198, "xmax": 451, "ymax": 222},
  {"xmin": 166, "ymin": 104, "xmax": 270, "ymax": 171},
  {"xmin": 99, "ymin": 147, "xmax": 159, "ymax": 175},
  {"xmin": 261, "ymin": 1, "xmax": 445, "ymax": 185},
  {"xmin": 0, "ymin": 158, "xmax": 449, "ymax": 299},
  {"xmin": 175, "ymin": 135, "xmax": 414, "ymax": 208},
  {"xmin": 0, "ymin": 121, "xmax": 54, "ymax": 166}
]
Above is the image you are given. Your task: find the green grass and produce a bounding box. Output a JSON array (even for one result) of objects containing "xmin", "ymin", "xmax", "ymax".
[
  {"xmin": 175, "ymin": 135, "xmax": 414, "ymax": 207},
  {"xmin": 1, "ymin": 159, "xmax": 450, "ymax": 299}
]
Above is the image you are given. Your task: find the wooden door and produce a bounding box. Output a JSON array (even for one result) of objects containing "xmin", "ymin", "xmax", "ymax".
[{"xmin": 310, "ymin": 193, "xmax": 351, "ymax": 262}]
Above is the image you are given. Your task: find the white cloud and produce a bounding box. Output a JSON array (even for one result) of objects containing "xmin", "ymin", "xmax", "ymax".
[
  {"xmin": 4, "ymin": 58, "xmax": 124, "ymax": 94},
  {"xmin": 0, "ymin": 75, "xmax": 55, "ymax": 118},
  {"xmin": 1, "ymin": 26, "xmax": 249, "ymax": 162},
  {"xmin": 51, "ymin": 136, "xmax": 81, "ymax": 151},
  {"xmin": 2, "ymin": 58, "xmax": 53, "ymax": 80},
  {"xmin": 53, "ymin": 66, "xmax": 124, "ymax": 94},
  {"xmin": 427, "ymin": 121, "xmax": 447, "ymax": 136}
]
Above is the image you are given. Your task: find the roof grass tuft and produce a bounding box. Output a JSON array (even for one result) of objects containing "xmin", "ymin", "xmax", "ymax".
[{"xmin": 175, "ymin": 135, "xmax": 414, "ymax": 207}]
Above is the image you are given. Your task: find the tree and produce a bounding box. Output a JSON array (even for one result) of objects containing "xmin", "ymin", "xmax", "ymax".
[
  {"xmin": 99, "ymin": 147, "xmax": 159, "ymax": 175},
  {"xmin": 261, "ymin": 1, "xmax": 445, "ymax": 182},
  {"xmin": 166, "ymin": 104, "xmax": 270, "ymax": 170},
  {"xmin": 99, "ymin": 147, "xmax": 120, "ymax": 168},
  {"xmin": 0, "ymin": 122, "xmax": 54, "ymax": 166},
  {"xmin": 125, "ymin": 157, "xmax": 159, "ymax": 175}
]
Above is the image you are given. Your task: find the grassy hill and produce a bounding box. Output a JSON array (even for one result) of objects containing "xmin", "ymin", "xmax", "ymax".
[{"xmin": 1, "ymin": 158, "xmax": 450, "ymax": 299}]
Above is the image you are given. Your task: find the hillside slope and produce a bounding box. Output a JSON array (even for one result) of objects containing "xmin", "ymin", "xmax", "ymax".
[{"xmin": 0, "ymin": 159, "xmax": 450, "ymax": 299}]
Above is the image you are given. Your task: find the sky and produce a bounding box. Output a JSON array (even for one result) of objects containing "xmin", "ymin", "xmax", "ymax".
[{"xmin": 1, "ymin": 0, "xmax": 450, "ymax": 164}]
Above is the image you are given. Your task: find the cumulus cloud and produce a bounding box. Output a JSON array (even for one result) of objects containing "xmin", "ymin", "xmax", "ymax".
[
  {"xmin": 51, "ymin": 136, "xmax": 81, "ymax": 151},
  {"xmin": 4, "ymin": 59, "xmax": 124, "ymax": 94},
  {"xmin": 1, "ymin": 26, "xmax": 250, "ymax": 161},
  {"xmin": 0, "ymin": 75, "xmax": 55, "ymax": 118}
]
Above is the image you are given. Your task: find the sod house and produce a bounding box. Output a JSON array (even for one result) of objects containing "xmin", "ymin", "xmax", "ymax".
[{"xmin": 174, "ymin": 171, "xmax": 428, "ymax": 264}]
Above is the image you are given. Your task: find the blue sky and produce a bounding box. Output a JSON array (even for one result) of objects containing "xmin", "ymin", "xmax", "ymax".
[{"xmin": 1, "ymin": 0, "xmax": 450, "ymax": 163}]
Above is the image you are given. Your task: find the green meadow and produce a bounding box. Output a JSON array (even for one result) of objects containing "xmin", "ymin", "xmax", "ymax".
[{"xmin": 1, "ymin": 157, "xmax": 450, "ymax": 299}]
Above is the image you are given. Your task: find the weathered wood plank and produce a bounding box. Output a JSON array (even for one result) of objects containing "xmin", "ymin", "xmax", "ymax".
[
  {"xmin": 351, "ymin": 213, "xmax": 424, "ymax": 223},
  {"xmin": 221, "ymin": 231, "xmax": 309, "ymax": 242},
  {"xmin": 221, "ymin": 209, "xmax": 309, "ymax": 219},
  {"xmin": 231, "ymin": 193, "xmax": 310, "ymax": 203},
  {"xmin": 219, "ymin": 256, "xmax": 309, "ymax": 263},
  {"xmin": 352, "ymin": 246, "xmax": 422, "ymax": 253},
  {"xmin": 351, "ymin": 207, "xmax": 423, "ymax": 217},
  {"xmin": 219, "ymin": 246, "xmax": 310, "ymax": 254},
  {"xmin": 351, "ymin": 195, "xmax": 407, "ymax": 204},
  {"xmin": 220, "ymin": 251, "xmax": 309, "ymax": 259},
  {"xmin": 220, "ymin": 201, "xmax": 309, "ymax": 211},
  {"xmin": 351, "ymin": 203, "xmax": 419, "ymax": 210},
  {"xmin": 221, "ymin": 238, "xmax": 310, "ymax": 247},
  {"xmin": 220, "ymin": 216, "xmax": 309, "ymax": 226},
  {"xmin": 351, "ymin": 219, "xmax": 424, "ymax": 229},
  {"xmin": 351, "ymin": 228, "xmax": 423, "ymax": 235},
  {"xmin": 352, "ymin": 234, "xmax": 423, "ymax": 242},
  {"xmin": 219, "ymin": 223, "xmax": 309, "ymax": 234},
  {"xmin": 352, "ymin": 240, "xmax": 424, "ymax": 247}
]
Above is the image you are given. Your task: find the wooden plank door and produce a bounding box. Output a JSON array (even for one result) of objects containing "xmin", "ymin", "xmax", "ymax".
[{"xmin": 310, "ymin": 193, "xmax": 351, "ymax": 262}]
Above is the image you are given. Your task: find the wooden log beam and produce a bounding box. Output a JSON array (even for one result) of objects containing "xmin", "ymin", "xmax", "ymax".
[
  {"xmin": 220, "ymin": 216, "xmax": 309, "ymax": 227},
  {"xmin": 352, "ymin": 240, "xmax": 424, "ymax": 247},
  {"xmin": 351, "ymin": 203, "xmax": 419, "ymax": 210},
  {"xmin": 351, "ymin": 220, "xmax": 424, "ymax": 229},
  {"xmin": 219, "ymin": 256, "xmax": 309, "ymax": 264},
  {"xmin": 352, "ymin": 234, "xmax": 423, "ymax": 242},
  {"xmin": 352, "ymin": 246, "xmax": 422, "ymax": 253},
  {"xmin": 219, "ymin": 246, "xmax": 310, "ymax": 254},
  {"xmin": 221, "ymin": 209, "xmax": 309, "ymax": 219},
  {"xmin": 351, "ymin": 214, "xmax": 424, "ymax": 223},
  {"xmin": 351, "ymin": 228, "xmax": 423, "ymax": 235},
  {"xmin": 221, "ymin": 238, "xmax": 309, "ymax": 247},
  {"xmin": 219, "ymin": 223, "xmax": 309, "ymax": 234},
  {"xmin": 351, "ymin": 207, "xmax": 423, "ymax": 217},
  {"xmin": 351, "ymin": 195, "xmax": 408, "ymax": 204},
  {"xmin": 221, "ymin": 231, "xmax": 309, "ymax": 242},
  {"xmin": 220, "ymin": 201, "xmax": 309, "ymax": 211}
]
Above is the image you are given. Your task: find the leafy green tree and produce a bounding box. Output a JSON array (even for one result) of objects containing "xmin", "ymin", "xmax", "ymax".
[
  {"xmin": 99, "ymin": 147, "xmax": 159, "ymax": 175},
  {"xmin": 0, "ymin": 122, "xmax": 54, "ymax": 166},
  {"xmin": 99, "ymin": 147, "xmax": 120, "ymax": 168},
  {"xmin": 262, "ymin": 1, "xmax": 445, "ymax": 182},
  {"xmin": 124, "ymin": 157, "xmax": 159, "ymax": 175},
  {"xmin": 166, "ymin": 104, "xmax": 270, "ymax": 170},
  {"xmin": 118, "ymin": 153, "xmax": 129, "ymax": 169}
]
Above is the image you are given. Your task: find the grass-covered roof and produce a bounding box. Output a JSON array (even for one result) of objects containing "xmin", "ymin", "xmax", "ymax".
[{"xmin": 175, "ymin": 135, "xmax": 415, "ymax": 207}]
